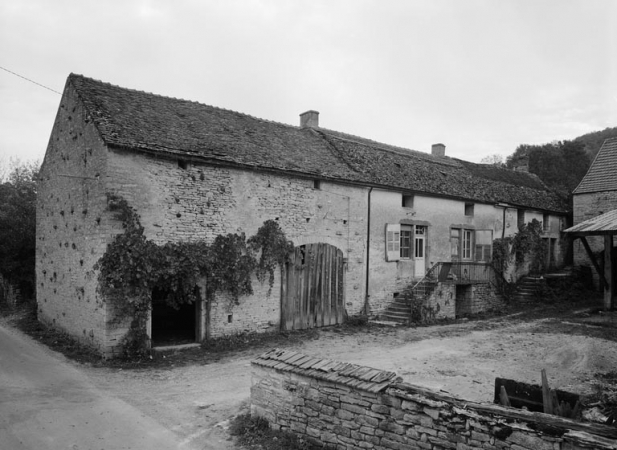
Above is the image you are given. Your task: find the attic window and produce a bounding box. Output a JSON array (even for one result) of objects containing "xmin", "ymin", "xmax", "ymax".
[
  {"xmin": 465, "ymin": 203, "xmax": 474, "ymax": 217},
  {"xmin": 178, "ymin": 159, "xmax": 188, "ymax": 170},
  {"xmin": 402, "ymin": 194, "xmax": 414, "ymax": 208},
  {"xmin": 313, "ymin": 180, "xmax": 321, "ymax": 190}
]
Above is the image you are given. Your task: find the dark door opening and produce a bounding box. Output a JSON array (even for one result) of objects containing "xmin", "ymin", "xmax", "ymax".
[
  {"xmin": 151, "ymin": 288, "xmax": 196, "ymax": 346},
  {"xmin": 455, "ymin": 284, "xmax": 472, "ymax": 318}
]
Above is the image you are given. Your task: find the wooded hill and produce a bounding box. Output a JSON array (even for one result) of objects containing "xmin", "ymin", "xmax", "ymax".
[{"xmin": 505, "ymin": 126, "xmax": 617, "ymax": 199}]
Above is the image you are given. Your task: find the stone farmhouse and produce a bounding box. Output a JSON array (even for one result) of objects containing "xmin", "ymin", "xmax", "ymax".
[
  {"xmin": 567, "ymin": 137, "xmax": 617, "ymax": 309},
  {"xmin": 37, "ymin": 74, "xmax": 568, "ymax": 356}
]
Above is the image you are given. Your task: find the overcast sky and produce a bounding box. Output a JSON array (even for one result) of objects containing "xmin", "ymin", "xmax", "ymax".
[{"xmin": 1, "ymin": 0, "xmax": 616, "ymax": 168}]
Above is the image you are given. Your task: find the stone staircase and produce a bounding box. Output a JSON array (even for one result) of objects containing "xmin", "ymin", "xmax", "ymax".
[
  {"xmin": 512, "ymin": 276, "xmax": 545, "ymax": 303},
  {"xmin": 379, "ymin": 280, "xmax": 438, "ymax": 325}
]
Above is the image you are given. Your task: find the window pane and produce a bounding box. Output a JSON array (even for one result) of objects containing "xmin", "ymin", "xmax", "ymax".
[
  {"xmin": 400, "ymin": 229, "xmax": 411, "ymax": 258},
  {"xmin": 462, "ymin": 230, "xmax": 472, "ymax": 259},
  {"xmin": 415, "ymin": 237, "xmax": 424, "ymax": 257}
]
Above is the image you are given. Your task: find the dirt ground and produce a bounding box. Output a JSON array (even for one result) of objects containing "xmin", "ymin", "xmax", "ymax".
[{"xmin": 76, "ymin": 305, "xmax": 617, "ymax": 450}]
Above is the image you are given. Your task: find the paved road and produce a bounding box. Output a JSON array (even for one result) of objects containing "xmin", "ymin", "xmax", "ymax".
[{"xmin": 0, "ymin": 323, "xmax": 189, "ymax": 450}]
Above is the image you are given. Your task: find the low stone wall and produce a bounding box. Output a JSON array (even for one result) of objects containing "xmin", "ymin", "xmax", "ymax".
[{"xmin": 251, "ymin": 349, "xmax": 617, "ymax": 450}]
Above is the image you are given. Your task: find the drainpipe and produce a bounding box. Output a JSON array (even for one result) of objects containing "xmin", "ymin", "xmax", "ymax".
[
  {"xmin": 364, "ymin": 187, "xmax": 373, "ymax": 315},
  {"xmin": 502, "ymin": 206, "xmax": 508, "ymax": 239}
]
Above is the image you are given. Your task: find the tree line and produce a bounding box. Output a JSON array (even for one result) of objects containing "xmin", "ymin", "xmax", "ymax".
[{"xmin": 0, "ymin": 158, "xmax": 38, "ymax": 304}]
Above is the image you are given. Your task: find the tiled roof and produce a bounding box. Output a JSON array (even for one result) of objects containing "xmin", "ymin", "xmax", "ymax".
[
  {"xmin": 564, "ymin": 209, "xmax": 617, "ymax": 235},
  {"xmin": 252, "ymin": 349, "xmax": 401, "ymax": 393},
  {"xmin": 66, "ymin": 74, "xmax": 568, "ymax": 213},
  {"xmin": 573, "ymin": 137, "xmax": 617, "ymax": 194}
]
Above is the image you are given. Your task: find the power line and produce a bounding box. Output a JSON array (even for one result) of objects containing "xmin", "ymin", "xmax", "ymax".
[{"xmin": 0, "ymin": 65, "xmax": 62, "ymax": 95}]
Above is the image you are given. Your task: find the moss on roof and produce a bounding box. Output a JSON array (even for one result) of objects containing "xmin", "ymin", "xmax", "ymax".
[{"xmin": 67, "ymin": 74, "xmax": 568, "ymax": 213}]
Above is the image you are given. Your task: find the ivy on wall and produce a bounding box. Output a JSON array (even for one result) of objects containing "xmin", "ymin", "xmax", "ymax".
[
  {"xmin": 94, "ymin": 194, "xmax": 293, "ymax": 355},
  {"xmin": 492, "ymin": 219, "xmax": 547, "ymax": 279}
]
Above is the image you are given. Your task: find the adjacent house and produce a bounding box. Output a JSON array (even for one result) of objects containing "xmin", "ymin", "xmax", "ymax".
[
  {"xmin": 567, "ymin": 137, "xmax": 617, "ymax": 309},
  {"xmin": 36, "ymin": 74, "xmax": 569, "ymax": 356}
]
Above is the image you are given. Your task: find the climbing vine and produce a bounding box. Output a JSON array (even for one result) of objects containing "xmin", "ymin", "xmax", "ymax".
[
  {"xmin": 95, "ymin": 194, "xmax": 293, "ymax": 356},
  {"xmin": 492, "ymin": 219, "xmax": 547, "ymax": 278}
]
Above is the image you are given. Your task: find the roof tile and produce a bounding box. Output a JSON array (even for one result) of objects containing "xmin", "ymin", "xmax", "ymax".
[{"xmin": 66, "ymin": 74, "xmax": 568, "ymax": 213}]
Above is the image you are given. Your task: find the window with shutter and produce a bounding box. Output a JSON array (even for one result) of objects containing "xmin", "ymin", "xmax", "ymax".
[
  {"xmin": 474, "ymin": 230, "xmax": 492, "ymax": 262},
  {"xmin": 385, "ymin": 223, "xmax": 401, "ymax": 261},
  {"xmin": 400, "ymin": 225, "xmax": 412, "ymax": 259}
]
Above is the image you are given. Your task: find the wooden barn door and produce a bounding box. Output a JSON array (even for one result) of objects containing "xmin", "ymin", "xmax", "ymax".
[{"xmin": 281, "ymin": 243, "xmax": 345, "ymax": 331}]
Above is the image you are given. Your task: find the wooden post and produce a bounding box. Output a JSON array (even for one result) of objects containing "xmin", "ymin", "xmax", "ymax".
[{"xmin": 604, "ymin": 235, "xmax": 614, "ymax": 310}]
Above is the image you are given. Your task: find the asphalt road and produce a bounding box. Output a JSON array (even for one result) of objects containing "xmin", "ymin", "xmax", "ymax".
[{"xmin": 0, "ymin": 323, "xmax": 188, "ymax": 450}]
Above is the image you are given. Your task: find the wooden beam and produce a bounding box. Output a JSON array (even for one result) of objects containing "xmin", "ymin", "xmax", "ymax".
[
  {"xmin": 579, "ymin": 237, "xmax": 608, "ymax": 287},
  {"xmin": 604, "ymin": 235, "xmax": 614, "ymax": 310}
]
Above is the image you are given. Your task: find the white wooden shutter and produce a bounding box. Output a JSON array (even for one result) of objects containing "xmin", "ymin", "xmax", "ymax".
[{"xmin": 385, "ymin": 223, "xmax": 401, "ymax": 262}]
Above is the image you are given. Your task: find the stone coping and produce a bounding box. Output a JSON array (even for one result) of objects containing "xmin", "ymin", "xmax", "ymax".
[{"xmin": 252, "ymin": 348, "xmax": 401, "ymax": 393}]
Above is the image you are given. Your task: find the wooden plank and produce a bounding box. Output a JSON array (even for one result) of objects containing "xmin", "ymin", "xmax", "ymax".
[
  {"xmin": 337, "ymin": 250, "xmax": 344, "ymax": 324},
  {"xmin": 311, "ymin": 244, "xmax": 320, "ymax": 329},
  {"xmin": 333, "ymin": 251, "xmax": 340, "ymax": 324},
  {"xmin": 604, "ymin": 235, "xmax": 614, "ymax": 310},
  {"xmin": 287, "ymin": 252, "xmax": 295, "ymax": 330},
  {"xmin": 499, "ymin": 386, "xmax": 511, "ymax": 407},
  {"xmin": 300, "ymin": 246, "xmax": 308, "ymax": 329},
  {"xmin": 318, "ymin": 244, "xmax": 325, "ymax": 327},
  {"xmin": 541, "ymin": 369, "xmax": 552, "ymax": 414},
  {"xmin": 305, "ymin": 244, "xmax": 312, "ymax": 329},
  {"xmin": 280, "ymin": 262, "xmax": 288, "ymax": 331},
  {"xmin": 325, "ymin": 244, "xmax": 332, "ymax": 326}
]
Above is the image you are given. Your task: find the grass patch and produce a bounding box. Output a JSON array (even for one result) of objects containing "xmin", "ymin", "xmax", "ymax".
[{"xmin": 229, "ymin": 413, "xmax": 325, "ymax": 450}]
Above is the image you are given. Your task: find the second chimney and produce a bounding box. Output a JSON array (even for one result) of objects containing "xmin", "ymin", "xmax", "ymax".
[
  {"xmin": 431, "ymin": 143, "xmax": 446, "ymax": 157},
  {"xmin": 300, "ymin": 110, "xmax": 319, "ymax": 128}
]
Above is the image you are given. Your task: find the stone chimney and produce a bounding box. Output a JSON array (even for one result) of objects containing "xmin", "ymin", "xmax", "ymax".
[
  {"xmin": 431, "ymin": 143, "xmax": 446, "ymax": 157},
  {"xmin": 300, "ymin": 110, "xmax": 319, "ymax": 128}
]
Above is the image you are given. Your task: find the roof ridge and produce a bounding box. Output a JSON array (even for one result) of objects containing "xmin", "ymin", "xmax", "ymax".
[
  {"xmin": 68, "ymin": 73, "xmax": 304, "ymax": 132},
  {"xmin": 319, "ymin": 128, "xmax": 460, "ymax": 167}
]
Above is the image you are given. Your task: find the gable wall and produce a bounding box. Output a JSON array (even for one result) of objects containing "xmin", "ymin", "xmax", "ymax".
[
  {"xmin": 36, "ymin": 86, "xmax": 113, "ymax": 354},
  {"xmin": 572, "ymin": 191, "xmax": 617, "ymax": 288},
  {"xmin": 104, "ymin": 149, "xmax": 369, "ymax": 344}
]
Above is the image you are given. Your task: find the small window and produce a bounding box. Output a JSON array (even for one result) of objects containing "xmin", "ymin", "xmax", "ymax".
[
  {"xmin": 517, "ymin": 209, "xmax": 525, "ymax": 229},
  {"xmin": 464, "ymin": 203, "xmax": 474, "ymax": 216},
  {"xmin": 543, "ymin": 214, "xmax": 550, "ymax": 231},
  {"xmin": 402, "ymin": 194, "xmax": 414, "ymax": 208},
  {"xmin": 313, "ymin": 180, "xmax": 321, "ymax": 190}
]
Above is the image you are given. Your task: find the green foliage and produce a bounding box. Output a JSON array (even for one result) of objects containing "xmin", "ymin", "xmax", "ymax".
[
  {"xmin": 205, "ymin": 233, "xmax": 255, "ymax": 304},
  {"xmin": 248, "ymin": 219, "xmax": 294, "ymax": 294},
  {"xmin": 0, "ymin": 159, "xmax": 39, "ymax": 302},
  {"xmin": 574, "ymin": 126, "xmax": 617, "ymax": 161},
  {"xmin": 506, "ymin": 140, "xmax": 590, "ymax": 198},
  {"xmin": 95, "ymin": 196, "xmax": 293, "ymax": 352},
  {"xmin": 492, "ymin": 219, "xmax": 547, "ymax": 278}
]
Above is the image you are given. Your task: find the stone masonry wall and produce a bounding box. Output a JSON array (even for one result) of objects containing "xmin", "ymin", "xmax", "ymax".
[
  {"xmin": 103, "ymin": 149, "xmax": 368, "ymax": 346},
  {"xmin": 251, "ymin": 349, "xmax": 617, "ymax": 450},
  {"xmin": 573, "ymin": 192, "xmax": 617, "ymax": 289},
  {"xmin": 36, "ymin": 83, "xmax": 113, "ymax": 355}
]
